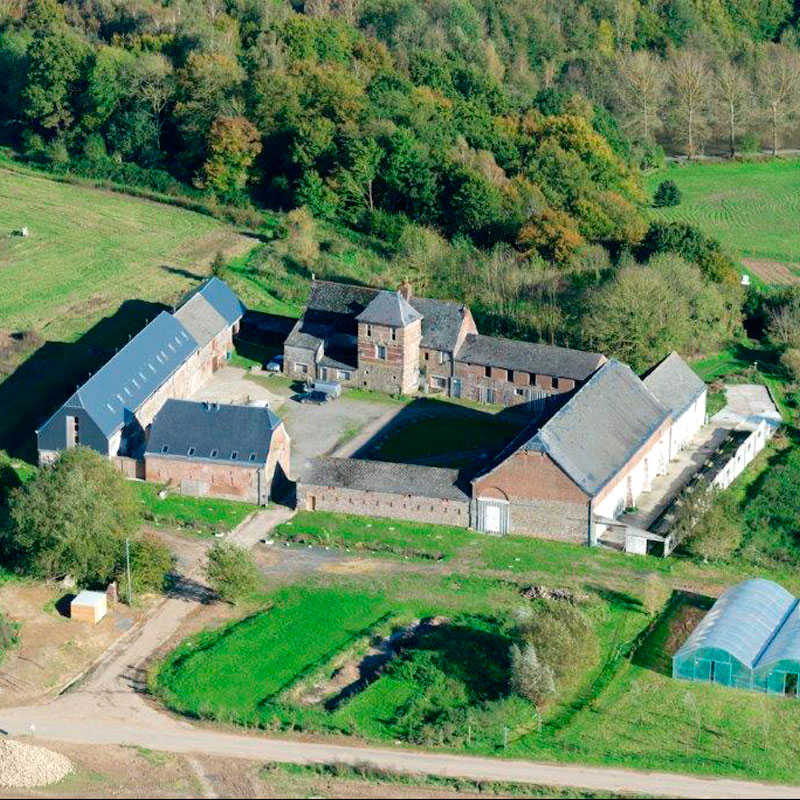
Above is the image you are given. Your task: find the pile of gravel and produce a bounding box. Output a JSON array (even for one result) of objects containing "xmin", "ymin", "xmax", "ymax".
[{"xmin": 0, "ymin": 739, "xmax": 74, "ymax": 788}]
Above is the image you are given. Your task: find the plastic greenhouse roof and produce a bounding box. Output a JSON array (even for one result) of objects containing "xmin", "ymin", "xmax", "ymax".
[
  {"xmin": 757, "ymin": 601, "xmax": 800, "ymax": 670},
  {"xmin": 675, "ymin": 579, "xmax": 797, "ymax": 669}
]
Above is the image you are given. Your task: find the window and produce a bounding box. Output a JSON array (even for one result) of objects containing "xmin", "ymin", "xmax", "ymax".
[
  {"xmin": 439, "ymin": 351, "xmax": 445, "ymax": 364},
  {"xmin": 424, "ymin": 351, "xmax": 430, "ymax": 361},
  {"xmin": 514, "ymin": 387, "xmax": 527, "ymax": 397},
  {"xmin": 187, "ymin": 447, "xmax": 195, "ymax": 456},
  {"xmin": 296, "ymin": 362, "xmax": 309, "ymax": 375},
  {"xmin": 161, "ymin": 444, "xmax": 169, "ymax": 453},
  {"xmin": 338, "ymin": 370, "xmax": 352, "ymax": 381},
  {"xmin": 366, "ymin": 324, "xmax": 372, "ymax": 337},
  {"xmin": 484, "ymin": 365, "xmax": 492, "ymax": 378},
  {"xmin": 509, "ymin": 370, "xmax": 516, "ymax": 383},
  {"xmin": 551, "ymin": 376, "xmax": 559, "ymax": 390},
  {"xmin": 231, "ymin": 451, "xmax": 238, "ymax": 460},
  {"xmin": 210, "ymin": 449, "xmax": 218, "ymax": 458},
  {"xmin": 390, "ymin": 327, "xmax": 397, "ymax": 341},
  {"xmin": 376, "ymin": 344, "xmax": 387, "ymax": 360},
  {"xmin": 431, "ymin": 375, "xmax": 447, "ymax": 389}
]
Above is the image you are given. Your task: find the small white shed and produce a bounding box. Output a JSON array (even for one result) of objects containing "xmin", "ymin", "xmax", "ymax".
[{"xmin": 70, "ymin": 590, "xmax": 108, "ymax": 625}]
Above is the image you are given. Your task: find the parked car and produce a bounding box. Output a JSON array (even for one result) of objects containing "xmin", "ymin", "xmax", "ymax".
[
  {"xmin": 265, "ymin": 354, "xmax": 284, "ymax": 372},
  {"xmin": 296, "ymin": 390, "xmax": 331, "ymax": 405}
]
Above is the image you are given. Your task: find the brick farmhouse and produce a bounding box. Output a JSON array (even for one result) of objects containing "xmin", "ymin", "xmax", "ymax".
[
  {"xmin": 294, "ymin": 280, "xmax": 708, "ymax": 547},
  {"xmin": 36, "ymin": 278, "xmax": 289, "ymax": 505},
  {"xmin": 284, "ymin": 279, "xmax": 606, "ymax": 411}
]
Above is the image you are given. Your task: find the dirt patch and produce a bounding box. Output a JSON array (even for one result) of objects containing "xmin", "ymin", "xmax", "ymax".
[
  {"xmin": 742, "ymin": 258, "xmax": 800, "ymax": 285},
  {"xmin": 521, "ymin": 585, "xmax": 589, "ymax": 602},
  {"xmin": 296, "ymin": 617, "xmax": 449, "ymax": 708},
  {"xmin": 0, "ymin": 582, "xmax": 140, "ymax": 707},
  {"xmin": 663, "ymin": 601, "xmax": 707, "ymax": 656}
]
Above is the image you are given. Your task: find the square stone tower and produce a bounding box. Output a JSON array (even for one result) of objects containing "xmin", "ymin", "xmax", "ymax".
[{"xmin": 356, "ymin": 290, "xmax": 422, "ymax": 394}]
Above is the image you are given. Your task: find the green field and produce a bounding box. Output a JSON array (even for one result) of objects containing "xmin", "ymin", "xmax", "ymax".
[
  {"xmin": 135, "ymin": 483, "xmax": 255, "ymax": 536},
  {"xmin": 153, "ymin": 567, "xmax": 800, "ymax": 782},
  {"xmin": 0, "ymin": 165, "xmax": 257, "ymax": 340},
  {"xmin": 646, "ymin": 159, "xmax": 800, "ymax": 267}
]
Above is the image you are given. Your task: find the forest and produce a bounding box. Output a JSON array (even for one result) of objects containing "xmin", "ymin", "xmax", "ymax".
[{"xmin": 2, "ymin": 0, "xmax": 800, "ymax": 364}]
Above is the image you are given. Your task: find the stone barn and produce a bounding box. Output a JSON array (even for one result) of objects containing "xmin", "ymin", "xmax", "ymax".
[
  {"xmin": 36, "ymin": 278, "xmax": 244, "ymax": 464},
  {"xmin": 144, "ymin": 399, "xmax": 290, "ymax": 505}
]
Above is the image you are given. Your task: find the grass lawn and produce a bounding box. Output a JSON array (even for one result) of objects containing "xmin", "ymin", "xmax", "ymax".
[
  {"xmin": 154, "ymin": 570, "xmax": 800, "ymax": 782},
  {"xmin": 371, "ymin": 414, "xmax": 524, "ymax": 466},
  {"xmin": 645, "ymin": 159, "xmax": 800, "ymax": 268},
  {"xmin": 277, "ymin": 511, "xmax": 475, "ymax": 560},
  {"xmin": 135, "ymin": 482, "xmax": 255, "ymax": 536},
  {"xmin": 0, "ymin": 165, "xmax": 256, "ymax": 340}
]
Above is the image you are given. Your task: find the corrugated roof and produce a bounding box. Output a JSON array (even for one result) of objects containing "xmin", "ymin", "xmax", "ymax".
[
  {"xmin": 456, "ymin": 334, "xmax": 605, "ymax": 381},
  {"xmin": 301, "ymin": 456, "xmax": 470, "ymax": 502},
  {"xmin": 521, "ymin": 360, "xmax": 669, "ymax": 496},
  {"xmin": 145, "ymin": 399, "xmax": 282, "ymax": 465},
  {"xmin": 174, "ymin": 293, "xmax": 230, "ymax": 348},
  {"xmin": 675, "ymin": 579, "xmax": 797, "ymax": 669},
  {"xmin": 62, "ymin": 312, "xmax": 198, "ymax": 437},
  {"xmin": 643, "ymin": 351, "xmax": 706, "ymax": 418},
  {"xmin": 356, "ymin": 290, "xmax": 422, "ymax": 327}
]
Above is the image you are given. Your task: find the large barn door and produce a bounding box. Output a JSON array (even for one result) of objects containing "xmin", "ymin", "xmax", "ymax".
[{"xmin": 477, "ymin": 498, "xmax": 509, "ymax": 535}]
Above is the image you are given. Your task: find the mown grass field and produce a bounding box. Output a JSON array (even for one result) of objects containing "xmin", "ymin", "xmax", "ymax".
[
  {"xmin": 135, "ymin": 483, "xmax": 255, "ymax": 536},
  {"xmin": 646, "ymin": 159, "xmax": 800, "ymax": 270},
  {"xmin": 153, "ymin": 566, "xmax": 800, "ymax": 782},
  {"xmin": 0, "ymin": 164, "xmax": 257, "ymax": 340}
]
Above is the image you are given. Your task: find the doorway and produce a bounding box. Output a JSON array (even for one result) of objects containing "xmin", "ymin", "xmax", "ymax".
[{"xmin": 785, "ymin": 673, "xmax": 798, "ymax": 697}]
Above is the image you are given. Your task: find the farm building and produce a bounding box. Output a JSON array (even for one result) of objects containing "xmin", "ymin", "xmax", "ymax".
[
  {"xmin": 36, "ymin": 278, "xmax": 244, "ymax": 465},
  {"xmin": 643, "ymin": 351, "xmax": 707, "ymax": 460},
  {"xmin": 284, "ymin": 278, "xmax": 606, "ymax": 409},
  {"xmin": 144, "ymin": 399, "xmax": 290, "ymax": 505},
  {"xmin": 673, "ymin": 579, "xmax": 800, "ymax": 697}
]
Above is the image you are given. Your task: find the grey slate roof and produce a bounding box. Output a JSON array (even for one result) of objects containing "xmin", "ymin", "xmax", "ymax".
[
  {"xmin": 643, "ymin": 351, "xmax": 707, "ymax": 418},
  {"xmin": 285, "ymin": 319, "xmax": 327, "ymax": 352},
  {"xmin": 302, "ymin": 280, "xmax": 468, "ymax": 353},
  {"xmin": 411, "ymin": 297, "xmax": 469, "ymax": 353},
  {"xmin": 521, "ymin": 360, "xmax": 670, "ymax": 496},
  {"xmin": 301, "ymin": 456, "xmax": 470, "ymax": 502},
  {"xmin": 174, "ymin": 293, "xmax": 230, "ymax": 348},
  {"xmin": 675, "ymin": 579, "xmax": 798, "ymax": 670},
  {"xmin": 193, "ymin": 277, "xmax": 246, "ymax": 325},
  {"xmin": 145, "ymin": 399, "xmax": 282, "ymax": 465},
  {"xmin": 356, "ymin": 290, "xmax": 422, "ymax": 327},
  {"xmin": 57, "ymin": 312, "xmax": 198, "ymax": 437},
  {"xmin": 456, "ymin": 334, "xmax": 605, "ymax": 381}
]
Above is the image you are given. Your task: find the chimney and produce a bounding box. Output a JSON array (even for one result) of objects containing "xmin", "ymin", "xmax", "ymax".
[{"xmin": 399, "ymin": 280, "xmax": 413, "ymax": 301}]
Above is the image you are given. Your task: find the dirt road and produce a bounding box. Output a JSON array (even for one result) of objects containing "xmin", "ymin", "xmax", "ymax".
[{"xmin": 2, "ymin": 506, "xmax": 799, "ymax": 799}]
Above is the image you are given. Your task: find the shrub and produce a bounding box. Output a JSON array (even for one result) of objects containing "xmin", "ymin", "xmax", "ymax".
[
  {"xmin": 83, "ymin": 133, "xmax": 107, "ymax": 162},
  {"xmin": 509, "ymin": 643, "xmax": 555, "ymax": 706},
  {"xmin": 513, "ymin": 600, "xmax": 599, "ymax": 685},
  {"xmin": 285, "ymin": 206, "xmax": 320, "ymax": 267},
  {"xmin": 119, "ymin": 533, "xmax": 175, "ymax": 597},
  {"xmin": 205, "ymin": 541, "xmax": 260, "ymax": 603},
  {"xmin": 653, "ymin": 179, "xmax": 681, "ymax": 208}
]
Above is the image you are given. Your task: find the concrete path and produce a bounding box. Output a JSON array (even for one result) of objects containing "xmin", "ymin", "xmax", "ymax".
[{"xmin": 711, "ymin": 383, "xmax": 782, "ymax": 430}]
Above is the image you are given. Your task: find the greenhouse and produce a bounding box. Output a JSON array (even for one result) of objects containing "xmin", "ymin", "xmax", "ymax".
[{"xmin": 672, "ymin": 578, "xmax": 800, "ymax": 696}]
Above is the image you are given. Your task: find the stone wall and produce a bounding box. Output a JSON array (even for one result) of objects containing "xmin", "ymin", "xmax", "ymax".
[
  {"xmin": 297, "ymin": 482, "xmax": 470, "ymax": 528},
  {"xmin": 472, "ymin": 449, "xmax": 590, "ymax": 542},
  {"xmin": 453, "ymin": 361, "xmax": 575, "ymax": 408},
  {"xmin": 145, "ymin": 420, "xmax": 290, "ymax": 504}
]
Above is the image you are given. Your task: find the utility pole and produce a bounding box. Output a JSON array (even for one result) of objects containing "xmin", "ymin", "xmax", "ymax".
[{"xmin": 125, "ymin": 537, "xmax": 133, "ymax": 605}]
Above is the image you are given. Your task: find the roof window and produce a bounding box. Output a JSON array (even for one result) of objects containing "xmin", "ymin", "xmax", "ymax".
[
  {"xmin": 249, "ymin": 452, "xmax": 257, "ymax": 461},
  {"xmin": 187, "ymin": 447, "xmax": 195, "ymax": 456},
  {"xmin": 210, "ymin": 449, "xmax": 218, "ymax": 458},
  {"xmin": 161, "ymin": 444, "xmax": 169, "ymax": 453},
  {"xmin": 231, "ymin": 451, "xmax": 238, "ymax": 460}
]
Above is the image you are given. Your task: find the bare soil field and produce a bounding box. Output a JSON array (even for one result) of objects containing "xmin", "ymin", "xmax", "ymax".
[
  {"xmin": 0, "ymin": 583, "xmax": 141, "ymax": 707},
  {"xmin": 741, "ymin": 259, "xmax": 800, "ymax": 285}
]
